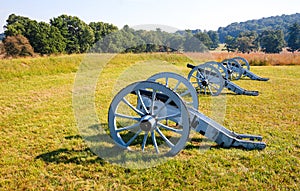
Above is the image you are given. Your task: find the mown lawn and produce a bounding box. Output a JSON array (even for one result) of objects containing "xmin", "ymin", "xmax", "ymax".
[{"xmin": 0, "ymin": 53, "xmax": 299, "ymax": 190}]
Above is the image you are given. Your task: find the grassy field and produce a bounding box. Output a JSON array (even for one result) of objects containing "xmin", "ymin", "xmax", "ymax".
[{"xmin": 0, "ymin": 53, "xmax": 299, "ymax": 190}]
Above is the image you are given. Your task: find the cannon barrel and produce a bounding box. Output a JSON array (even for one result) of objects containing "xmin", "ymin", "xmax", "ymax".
[{"xmin": 186, "ymin": 63, "xmax": 196, "ymax": 69}]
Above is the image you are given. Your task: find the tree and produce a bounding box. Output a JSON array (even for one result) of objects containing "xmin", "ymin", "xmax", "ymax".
[
  {"xmin": 194, "ymin": 32, "xmax": 213, "ymax": 49},
  {"xmin": 4, "ymin": 14, "xmax": 32, "ymax": 37},
  {"xmin": 95, "ymin": 25, "xmax": 141, "ymax": 53},
  {"xmin": 218, "ymin": 13, "xmax": 300, "ymax": 43},
  {"xmin": 166, "ymin": 34, "xmax": 184, "ymax": 51},
  {"xmin": 235, "ymin": 31, "xmax": 258, "ymax": 53},
  {"xmin": 3, "ymin": 35, "xmax": 34, "ymax": 57},
  {"xmin": 50, "ymin": 15, "xmax": 94, "ymax": 54},
  {"xmin": 224, "ymin": 35, "xmax": 237, "ymax": 52},
  {"xmin": 183, "ymin": 31, "xmax": 207, "ymax": 52},
  {"xmin": 89, "ymin": 21, "xmax": 118, "ymax": 43},
  {"xmin": 287, "ymin": 23, "xmax": 300, "ymax": 52},
  {"xmin": 32, "ymin": 22, "xmax": 66, "ymax": 55},
  {"xmin": 258, "ymin": 30, "xmax": 285, "ymax": 53},
  {"xmin": 4, "ymin": 14, "xmax": 66, "ymax": 55},
  {"xmin": 0, "ymin": 41, "xmax": 5, "ymax": 55},
  {"xmin": 4, "ymin": 14, "xmax": 39, "ymax": 49},
  {"xmin": 207, "ymin": 30, "xmax": 220, "ymax": 50}
]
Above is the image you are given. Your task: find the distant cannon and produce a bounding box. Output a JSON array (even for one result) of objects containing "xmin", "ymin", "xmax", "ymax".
[
  {"xmin": 186, "ymin": 62, "xmax": 259, "ymax": 96},
  {"xmin": 211, "ymin": 57, "xmax": 269, "ymax": 81},
  {"xmin": 232, "ymin": 57, "xmax": 269, "ymax": 81}
]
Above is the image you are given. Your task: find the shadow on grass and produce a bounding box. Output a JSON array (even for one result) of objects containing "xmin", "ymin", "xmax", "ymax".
[
  {"xmin": 36, "ymin": 129, "xmax": 108, "ymax": 165},
  {"xmin": 185, "ymin": 136, "xmax": 217, "ymax": 150},
  {"xmin": 36, "ymin": 123, "xmax": 127, "ymax": 165},
  {"xmin": 65, "ymin": 134, "xmax": 82, "ymax": 140},
  {"xmin": 36, "ymin": 123, "xmax": 260, "ymax": 165},
  {"xmin": 36, "ymin": 147, "xmax": 106, "ymax": 165}
]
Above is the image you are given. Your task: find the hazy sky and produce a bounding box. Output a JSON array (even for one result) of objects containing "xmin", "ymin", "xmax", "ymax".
[{"xmin": 1, "ymin": 0, "xmax": 299, "ymax": 33}]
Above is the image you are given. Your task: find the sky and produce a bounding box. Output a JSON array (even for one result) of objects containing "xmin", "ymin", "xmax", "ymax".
[{"xmin": 1, "ymin": 0, "xmax": 299, "ymax": 33}]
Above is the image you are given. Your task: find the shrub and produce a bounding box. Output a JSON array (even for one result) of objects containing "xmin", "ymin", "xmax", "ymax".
[
  {"xmin": 0, "ymin": 42, "xmax": 5, "ymax": 55},
  {"xmin": 3, "ymin": 35, "xmax": 34, "ymax": 57}
]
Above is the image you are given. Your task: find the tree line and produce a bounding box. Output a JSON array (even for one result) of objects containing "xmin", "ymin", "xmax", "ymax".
[
  {"xmin": 218, "ymin": 13, "xmax": 300, "ymax": 43},
  {"xmin": 2, "ymin": 14, "xmax": 221, "ymax": 57},
  {"xmin": 2, "ymin": 14, "xmax": 118, "ymax": 56},
  {"xmin": 1, "ymin": 13, "xmax": 300, "ymax": 57},
  {"xmin": 223, "ymin": 25, "xmax": 299, "ymax": 53}
]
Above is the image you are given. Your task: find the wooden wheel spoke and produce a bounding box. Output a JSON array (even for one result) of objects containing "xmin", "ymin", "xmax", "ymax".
[
  {"xmin": 122, "ymin": 97, "xmax": 145, "ymax": 116},
  {"xmin": 179, "ymin": 90, "xmax": 190, "ymax": 97},
  {"xmin": 126, "ymin": 129, "xmax": 142, "ymax": 146},
  {"xmin": 156, "ymin": 112, "xmax": 181, "ymax": 121},
  {"xmin": 142, "ymin": 132, "xmax": 148, "ymax": 151},
  {"xmin": 156, "ymin": 127, "xmax": 174, "ymax": 148},
  {"xmin": 150, "ymin": 91, "xmax": 157, "ymax": 115},
  {"xmin": 173, "ymin": 81, "xmax": 181, "ymax": 92},
  {"xmin": 116, "ymin": 122, "xmax": 140, "ymax": 133},
  {"xmin": 115, "ymin": 113, "xmax": 140, "ymax": 121},
  {"xmin": 151, "ymin": 131, "xmax": 159, "ymax": 154},
  {"xmin": 157, "ymin": 122, "xmax": 183, "ymax": 134},
  {"xmin": 137, "ymin": 90, "xmax": 149, "ymax": 114}
]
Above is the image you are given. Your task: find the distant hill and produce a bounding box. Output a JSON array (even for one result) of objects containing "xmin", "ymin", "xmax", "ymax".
[
  {"xmin": 217, "ymin": 13, "xmax": 300, "ymax": 43},
  {"xmin": 0, "ymin": 33, "xmax": 4, "ymax": 41}
]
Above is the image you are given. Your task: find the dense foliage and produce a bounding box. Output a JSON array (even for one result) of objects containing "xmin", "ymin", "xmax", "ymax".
[
  {"xmin": 3, "ymin": 14, "xmax": 117, "ymax": 55},
  {"xmin": 2, "ymin": 14, "xmax": 218, "ymax": 56},
  {"xmin": 224, "ymin": 31, "xmax": 259, "ymax": 53},
  {"xmin": 50, "ymin": 15, "xmax": 95, "ymax": 54},
  {"xmin": 4, "ymin": 14, "xmax": 67, "ymax": 55},
  {"xmin": 1, "ymin": 13, "xmax": 300, "ymax": 57},
  {"xmin": 218, "ymin": 13, "xmax": 300, "ymax": 43},
  {"xmin": 287, "ymin": 23, "xmax": 300, "ymax": 52},
  {"xmin": 258, "ymin": 30, "xmax": 286, "ymax": 53}
]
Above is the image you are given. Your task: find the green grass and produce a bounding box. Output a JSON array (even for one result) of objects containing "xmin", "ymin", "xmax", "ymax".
[{"xmin": 0, "ymin": 53, "xmax": 299, "ymax": 190}]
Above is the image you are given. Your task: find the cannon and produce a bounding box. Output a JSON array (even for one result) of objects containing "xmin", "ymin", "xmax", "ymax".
[
  {"xmin": 232, "ymin": 57, "xmax": 269, "ymax": 81},
  {"xmin": 214, "ymin": 57, "xmax": 269, "ymax": 81},
  {"xmin": 108, "ymin": 72, "xmax": 266, "ymax": 156},
  {"xmin": 187, "ymin": 62, "xmax": 259, "ymax": 96}
]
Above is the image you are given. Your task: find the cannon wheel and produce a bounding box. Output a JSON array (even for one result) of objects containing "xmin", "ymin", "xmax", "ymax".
[
  {"xmin": 108, "ymin": 81, "xmax": 190, "ymax": 156},
  {"xmin": 233, "ymin": 57, "xmax": 250, "ymax": 71},
  {"xmin": 206, "ymin": 61, "xmax": 229, "ymax": 79},
  {"xmin": 187, "ymin": 63, "xmax": 225, "ymax": 96},
  {"xmin": 148, "ymin": 72, "xmax": 199, "ymax": 109},
  {"xmin": 221, "ymin": 59, "xmax": 243, "ymax": 80}
]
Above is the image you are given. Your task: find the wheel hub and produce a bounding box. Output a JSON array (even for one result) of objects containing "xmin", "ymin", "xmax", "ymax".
[
  {"xmin": 140, "ymin": 115, "xmax": 156, "ymax": 132},
  {"xmin": 201, "ymin": 79, "xmax": 209, "ymax": 86}
]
